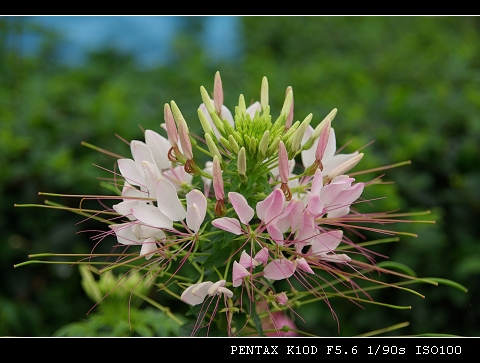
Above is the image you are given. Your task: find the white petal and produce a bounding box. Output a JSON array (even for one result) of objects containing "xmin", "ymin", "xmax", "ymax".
[
  {"xmin": 131, "ymin": 140, "xmax": 156, "ymax": 176},
  {"xmin": 131, "ymin": 204, "xmax": 173, "ymax": 229},
  {"xmin": 112, "ymin": 200, "xmax": 138, "ymax": 218},
  {"xmin": 246, "ymin": 101, "xmax": 261, "ymax": 119},
  {"xmin": 207, "ymin": 280, "xmax": 226, "ymax": 295},
  {"xmin": 181, "ymin": 281, "xmax": 213, "ymax": 306},
  {"xmin": 142, "ymin": 161, "xmax": 163, "ymax": 199},
  {"xmin": 155, "ymin": 178, "xmax": 186, "ymax": 221},
  {"xmin": 145, "ymin": 130, "xmax": 171, "ymax": 170},
  {"xmin": 186, "ymin": 203, "xmax": 202, "ymax": 233},
  {"xmin": 140, "ymin": 237, "xmax": 158, "ymax": 260},
  {"xmin": 140, "ymin": 225, "xmax": 166, "ymax": 239},
  {"xmin": 118, "ymin": 159, "xmax": 145, "ymax": 187},
  {"xmin": 109, "ymin": 224, "xmax": 142, "ymax": 245}
]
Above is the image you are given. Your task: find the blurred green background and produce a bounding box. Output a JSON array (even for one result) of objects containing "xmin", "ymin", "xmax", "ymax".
[{"xmin": 2, "ymin": 16, "xmax": 479, "ymax": 336}]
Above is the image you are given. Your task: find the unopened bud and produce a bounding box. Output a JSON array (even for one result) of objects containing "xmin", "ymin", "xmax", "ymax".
[
  {"xmin": 200, "ymin": 86, "xmax": 225, "ymax": 135},
  {"xmin": 177, "ymin": 118, "xmax": 193, "ymax": 160},
  {"xmin": 266, "ymin": 135, "xmax": 281, "ymax": 157},
  {"xmin": 285, "ymin": 86, "xmax": 294, "ymax": 129},
  {"xmin": 212, "ymin": 155, "xmax": 224, "ymax": 201},
  {"xmin": 197, "ymin": 107, "xmax": 214, "ymax": 136},
  {"xmin": 205, "ymin": 133, "xmax": 223, "ymax": 163},
  {"xmin": 237, "ymin": 147, "xmax": 247, "ymax": 178},
  {"xmin": 214, "ymin": 71, "xmax": 223, "ymax": 116},
  {"xmin": 258, "ymin": 130, "xmax": 270, "ymax": 156},
  {"xmin": 314, "ymin": 119, "xmax": 331, "ymax": 163},
  {"xmin": 326, "ymin": 153, "xmax": 364, "ymax": 181},
  {"xmin": 261, "ymin": 76, "xmax": 269, "ymax": 112},
  {"xmin": 228, "ymin": 135, "xmax": 240, "ymax": 154},
  {"xmin": 280, "ymin": 87, "xmax": 293, "ymax": 122},
  {"xmin": 237, "ymin": 94, "xmax": 246, "ymax": 117},
  {"xmin": 312, "ymin": 108, "xmax": 337, "ymax": 140},
  {"xmin": 164, "ymin": 103, "xmax": 179, "ymax": 148},
  {"xmin": 289, "ymin": 113, "xmax": 312, "ymax": 155},
  {"xmin": 170, "ymin": 101, "xmax": 185, "ymax": 125}
]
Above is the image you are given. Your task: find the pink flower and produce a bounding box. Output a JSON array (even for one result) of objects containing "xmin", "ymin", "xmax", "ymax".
[
  {"xmin": 264, "ymin": 312, "xmax": 298, "ymax": 337},
  {"xmin": 302, "ymin": 126, "xmax": 360, "ymax": 177}
]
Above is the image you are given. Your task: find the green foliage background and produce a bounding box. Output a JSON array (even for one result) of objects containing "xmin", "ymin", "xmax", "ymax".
[{"xmin": 1, "ymin": 16, "xmax": 479, "ymax": 336}]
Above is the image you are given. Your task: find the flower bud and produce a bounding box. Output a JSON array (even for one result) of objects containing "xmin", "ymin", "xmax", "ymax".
[{"xmin": 205, "ymin": 133, "xmax": 223, "ymax": 163}]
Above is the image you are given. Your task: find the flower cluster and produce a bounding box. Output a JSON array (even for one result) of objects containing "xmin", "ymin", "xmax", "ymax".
[
  {"xmin": 19, "ymin": 72, "xmax": 445, "ymax": 337},
  {"xmin": 102, "ymin": 72, "xmax": 399, "ymax": 336}
]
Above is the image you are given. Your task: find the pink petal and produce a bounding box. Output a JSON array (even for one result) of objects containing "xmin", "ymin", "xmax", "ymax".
[
  {"xmin": 322, "ymin": 181, "xmax": 364, "ymax": 217},
  {"xmin": 278, "ymin": 141, "xmax": 290, "ymax": 184},
  {"xmin": 212, "ymin": 156, "xmax": 224, "ymax": 200},
  {"xmin": 322, "ymin": 253, "xmax": 351, "ymax": 263},
  {"xmin": 211, "ymin": 217, "xmax": 243, "ymax": 235},
  {"xmin": 295, "ymin": 210, "xmax": 315, "ymax": 245},
  {"xmin": 263, "ymin": 259, "xmax": 296, "ymax": 280},
  {"xmin": 306, "ymin": 193, "xmax": 325, "ymax": 217},
  {"xmin": 162, "ymin": 165, "xmax": 193, "ymax": 190},
  {"xmin": 314, "ymin": 120, "xmax": 331, "ymax": 162},
  {"xmin": 311, "ymin": 169, "xmax": 324, "ymax": 195},
  {"xmin": 275, "ymin": 292, "xmax": 288, "ymax": 306},
  {"xmin": 186, "ymin": 203, "xmax": 202, "ymax": 233},
  {"xmin": 286, "ymin": 199, "xmax": 305, "ymax": 233},
  {"xmin": 310, "ymin": 230, "xmax": 344, "ymax": 255},
  {"xmin": 320, "ymin": 176, "xmax": 355, "ymax": 205},
  {"xmin": 323, "ymin": 128, "xmax": 337, "ymax": 160},
  {"xmin": 164, "ymin": 104, "xmax": 179, "ymax": 147},
  {"xmin": 233, "ymin": 261, "xmax": 250, "ymax": 287},
  {"xmin": 228, "ymin": 192, "xmax": 254, "ymax": 225},
  {"xmin": 265, "ymin": 312, "xmax": 298, "ymax": 337},
  {"xmin": 266, "ymin": 223, "xmax": 284, "ymax": 246},
  {"xmin": 177, "ymin": 118, "xmax": 193, "ymax": 160},
  {"xmin": 131, "ymin": 204, "xmax": 173, "ymax": 229},
  {"xmin": 271, "ymin": 196, "xmax": 304, "ymax": 234},
  {"xmin": 296, "ymin": 258, "xmax": 315, "ymax": 274},
  {"xmin": 186, "ymin": 190, "xmax": 207, "ymax": 232},
  {"xmin": 254, "ymin": 247, "xmax": 269, "ymax": 266},
  {"xmin": 155, "ymin": 178, "xmax": 186, "ymax": 221},
  {"xmin": 239, "ymin": 250, "xmax": 259, "ymax": 269},
  {"xmin": 256, "ymin": 189, "xmax": 285, "ymax": 224}
]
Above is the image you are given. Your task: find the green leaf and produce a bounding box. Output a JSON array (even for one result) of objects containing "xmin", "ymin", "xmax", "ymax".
[
  {"xmin": 376, "ymin": 261, "xmax": 417, "ymax": 277},
  {"xmin": 422, "ymin": 277, "xmax": 468, "ymax": 293}
]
